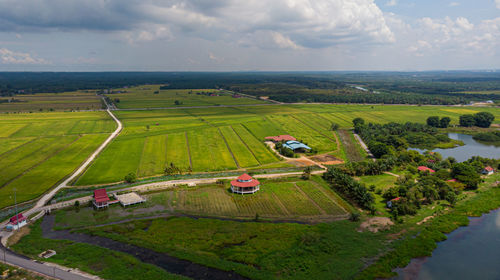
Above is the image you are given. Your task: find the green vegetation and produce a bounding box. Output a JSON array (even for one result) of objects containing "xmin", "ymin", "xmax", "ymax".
[
  {"xmin": 11, "ymin": 221, "xmax": 187, "ymax": 280},
  {"xmin": 459, "ymin": 111, "xmax": 495, "ymax": 128},
  {"xmin": 0, "ymin": 91, "xmax": 104, "ymax": 112},
  {"xmin": 77, "ymin": 104, "xmax": 499, "ymax": 185},
  {"xmin": 473, "ymin": 131, "xmax": 500, "ymax": 143},
  {"xmin": 105, "ymin": 85, "xmax": 268, "ymax": 109},
  {"xmin": 0, "ymin": 111, "xmax": 114, "ymax": 209}
]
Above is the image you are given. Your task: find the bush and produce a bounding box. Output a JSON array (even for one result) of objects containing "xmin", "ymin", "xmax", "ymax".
[
  {"xmin": 349, "ymin": 212, "xmax": 361, "ymax": 222},
  {"xmin": 473, "ymin": 112, "xmax": 495, "ymax": 128},
  {"xmin": 124, "ymin": 172, "xmax": 137, "ymax": 183},
  {"xmin": 426, "ymin": 116, "xmax": 440, "ymax": 127}
]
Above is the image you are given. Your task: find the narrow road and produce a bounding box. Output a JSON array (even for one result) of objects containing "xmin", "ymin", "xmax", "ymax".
[
  {"xmin": 353, "ymin": 132, "xmax": 375, "ymax": 161},
  {"xmin": 0, "ymin": 98, "xmax": 122, "ymax": 280}
]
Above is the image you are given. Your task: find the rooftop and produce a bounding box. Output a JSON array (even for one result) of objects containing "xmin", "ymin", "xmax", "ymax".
[
  {"xmin": 283, "ymin": 140, "xmax": 311, "ymax": 151},
  {"xmin": 265, "ymin": 135, "xmax": 296, "ymax": 142}
]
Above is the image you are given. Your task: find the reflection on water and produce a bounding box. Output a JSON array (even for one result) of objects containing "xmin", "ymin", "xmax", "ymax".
[
  {"xmin": 395, "ymin": 209, "xmax": 500, "ymax": 280},
  {"xmin": 409, "ymin": 133, "xmax": 500, "ymax": 162}
]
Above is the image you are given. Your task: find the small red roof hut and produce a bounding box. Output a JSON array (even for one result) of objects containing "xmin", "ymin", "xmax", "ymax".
[
  {"xmin": 93, "ymin": 189, "xmax": 110, "ymax": 209},
  {"xmin": 231, "ymin": 174, "xmax": 260, "ymax": 194}
]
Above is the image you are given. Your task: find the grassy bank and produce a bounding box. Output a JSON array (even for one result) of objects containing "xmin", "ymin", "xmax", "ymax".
[{"xmin": 356, "ymin": 173, "xmax": 500, "ymax": 279}]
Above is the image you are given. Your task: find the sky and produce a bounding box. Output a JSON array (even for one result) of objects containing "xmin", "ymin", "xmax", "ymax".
[{"xmin": 1, "ymin": 0, "xmax": 500, "ymax": 71}]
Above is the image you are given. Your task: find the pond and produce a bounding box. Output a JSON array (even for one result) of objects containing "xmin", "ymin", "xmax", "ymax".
[
  {"xmin": 394, "ymin": 208, "xmax": 500, "ymax": 280},
  {"xmin": 409, "ymin": 133, "xmax": 500, "ymax": 162}
]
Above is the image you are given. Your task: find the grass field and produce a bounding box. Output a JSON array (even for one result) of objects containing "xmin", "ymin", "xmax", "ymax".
[
  {"xmin": 106, "ymin": 85, "xmax": 269, "ymax": 109},
  {"xmin": 0, "ymin": 111, "xmax": 114, "ymax": 209},
  {"xmin": 0, "ymin": 91, "xmax": 103, "ymax": 112},
  {"xmin": 77, "ymin": 103, "xmax": 500, "ymax": 185}
]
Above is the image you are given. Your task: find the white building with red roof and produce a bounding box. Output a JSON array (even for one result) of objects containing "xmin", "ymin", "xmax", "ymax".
[
  {"xmin": 6, "ymin": 213, "xmax": 27, "ymax": 231},
  {"xmin": 265, "ymin": 135, "xmax": 296, "ymax": 142},
  {"xmin": 231, "ymin": 173, "xmax": 260, "ymax": 194},
  {"xmin": 483, "ymin": 166, "xmax": 495, "ymax": 176}
]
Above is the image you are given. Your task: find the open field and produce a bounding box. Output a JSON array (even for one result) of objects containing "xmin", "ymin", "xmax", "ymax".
[
  {"xmin": 106, "ymin": 85, "xmax": 269, "ymax": 109},
  {"xmin": 77, "ymin": 103, "xmax": 499, "ymax": 185},
  {"xmin": 0, "ymin": 111, "xmax": 114, "ymax": 209},
  {"xmin": 0, "ymin": 91, "xmax": 103, "ymax": 112}
]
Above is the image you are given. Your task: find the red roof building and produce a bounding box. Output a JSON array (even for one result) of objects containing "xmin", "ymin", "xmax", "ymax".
[
  {"xmin": 231, "ymin": 173, "xmax": 260, "ymax": 194},
  {"xmin": 265, "ymin": 135, "xmax": 296, "ymax": 142},
  {"xmin": 418, "ymin": 166, "xmax": 435, "ymax": 173},
  {"xmin": 483, "ymin": 166, "xmax": 495, "ymax": 175},
  {"xmin": 6, "ymin": 213, "xmax": 27, "ymax": 230},
  {"xmin": 93, "ymin": 189, "xmax": 110, "ymax": 209}
]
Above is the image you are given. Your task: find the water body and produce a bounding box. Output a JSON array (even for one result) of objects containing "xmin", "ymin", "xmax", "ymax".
[
  {"xmin": 409, "ymin": 133, "xmax": 500, "ymax": 162},
  {"xmin": 395, "ymin": 208, "xmax": 500, "ymax": 280}
]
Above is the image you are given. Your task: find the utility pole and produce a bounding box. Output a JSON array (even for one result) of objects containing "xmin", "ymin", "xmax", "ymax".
[{"xmin": 13, "ymin": 188, "xmax": 18, "ymax": 231}]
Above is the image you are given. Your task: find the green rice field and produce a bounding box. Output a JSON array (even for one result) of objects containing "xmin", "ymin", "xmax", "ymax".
[
  {"xmin": 0, "ymin": 91, "xmax": 103, "ymax": 112},
  {"xmin": 0, "ymin": 111, "xmax": 115, "ymax": 209},
  {"xmin": 77, "ymin": 103, "xmax": 500, "ymax": 185},
  {"xmin": 106, "ymin": 85, "xmax": 269, "ymax": 109}
]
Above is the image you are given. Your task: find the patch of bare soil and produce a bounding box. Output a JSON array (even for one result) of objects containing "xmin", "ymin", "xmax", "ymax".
[
  {"xmin": 309, "ymin": 154, "xmax": 344, "ymax": 165},
  {"xmin": 417, "ymin": 215, "xmax": 435, "ymax": 225},
  {"xmin": 290, "ymin": 159, "xmax": 316, "ymax": 167},
  {"xmin": 358, "ymin": 217, "xmax": 394, "ymax": 233}
]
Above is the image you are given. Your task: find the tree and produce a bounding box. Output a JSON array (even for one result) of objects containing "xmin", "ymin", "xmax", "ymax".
[
  {"xmin": 426, "ymin": 116, "xmax": 440, "ymax": 127},
  {"xmin": 473, "ymin": 112, "xmax": 495, "ymax": 128},
  {"xmin": 352, "ymin": 117, "xmax": 365, "ymax": 127},
  {"xmin": 459, "ymin": 114, "xmax": 475, "ymax": 127},
  {"xmin": 439, "ymin": 117, "xmax": 451, "ymax": 128},
  {"xmin": 174, "ymin": 100, "xmax": 182, "ymax": 105},
  {"xmin": 330, "ymin": 122, "xmax": 340, "ymax": 131},
  {"xmin": 124, "ymin": 172, "xmax": 137, "ymax": 183},
  {"xmin": 369, "ymin": 141, "xmax": 391, "ymax": 158},
  {"xmin": 301, "ymin": 166, "xmax": 312, "ymax": 180},
  {"xmin": 451, "ymin": 163, "xmax": 481, "ymax": 189}
]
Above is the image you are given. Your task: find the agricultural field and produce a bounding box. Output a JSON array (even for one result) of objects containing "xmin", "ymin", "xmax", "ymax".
[
  {"xmin": 77, "ymin": 103, "xmax": 500, "ymax": 185},
  {"xmin": 55, "ymin": 178, "xmax": 348, "ymax": 228},
  {"xmin": 105, "ymin": 85, "xmax": 269, "ymax": 109},
  {"xmin": 0, "ymin": 91, "xmax": 103, "ymax": 112},
  {"xmin": 0, "ymin": 111, "xmax": 115, "ymax": 209}
]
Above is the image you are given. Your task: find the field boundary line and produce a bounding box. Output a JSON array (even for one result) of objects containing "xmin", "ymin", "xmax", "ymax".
[
  {"xmin": 290, "ymin": 114, "xmax": 336, "ymax": 142},
  {"xmin": 293, "ymin": 183, "xmax": 327, "ymax": 215},
  {"xmin": 270, "ymin": 192, "xmax": 291, "ymax": 216},
  {"xmin": 310, "ymin": 181, "xmax": 349, "ymax": 214},
  {"xmin": 136, "ymin": 135, "xmax": 149, "ymax": 177},
  {"xmin": 230, "ymin": 125, "xmax": 261, "ymax": 165},
  {"xmin": 0, "ymin": 137, "xmax": 38, "ymax": 160},
  {"xmin": 164, "ymin": 134, "xmax": 169, "ymax": 167},
  {"xmin": 218, "ymin": 128, "xmax": 240, "ymax": 169},
  {"xmin": 0, "ymin": 135, "xmax": 82, "ymax": 190},
  {"xmin": 241, "ymin": 122, "xmax": 281, "ymax": 161},
  {"xmin": 185, "ymin": 132, "xmax": 193, "ymax": 169}
]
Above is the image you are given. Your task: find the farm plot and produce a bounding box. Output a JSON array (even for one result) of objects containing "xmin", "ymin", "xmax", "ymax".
[
  {"xmin": 147, "ymin": 179, "xmax": 349, "ymax": 220},
  {"xmin": 187, "ymin": 128, "xmax": 237, "ymax": 171},
  {"xmin": 0, "ymin": 91, "xmax": 103, "ymax": 112},
  {"xmin": 232, "ymin": 124, "xmax": 279, "ymax": 164},
  {"xmin": 137, "ymin": 135, "xmax": 168, "ymax": 177},
  {"xmin": 219, "ymin": 126, "xmax": 260, "ymax": 167},
  {"xmin": 0, "ymin": 111, "xmax": 115, "ymax": 209}
]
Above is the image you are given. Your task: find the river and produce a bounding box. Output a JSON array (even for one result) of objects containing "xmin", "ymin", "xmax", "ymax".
[
  {"xmin": 409, "ymin": 133, "xmax": 500, "ymax": 162},
  {"xmin": 395, "ymin": 208, "xmax": 500, "ymax": 280}
]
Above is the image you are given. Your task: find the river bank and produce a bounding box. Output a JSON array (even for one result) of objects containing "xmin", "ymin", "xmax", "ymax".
[{"xmin": 356, "ymin": 174, "xmax": 500, "ymax": 279}]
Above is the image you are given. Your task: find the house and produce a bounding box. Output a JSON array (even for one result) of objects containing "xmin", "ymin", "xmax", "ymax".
[
  {"xmin": 93, "ymin": 189, "xmax": 110, "ymax": 209},
  {"xmin": 417, "ymin": 166, "xmax": 435, "ymax": 173},
  {"xmin": 483, "ymin": 166, "xmax": 495, "ymax": 176},
  {"xmin": 282, "ymin": 140, "xmax": 311, "ymax": 153},
  {"xmin": 6, "ymin": 213, "xmax": 27, "ymax": 231},
  {"xmin": 231, "ymin": 173, "xmax": 260, "ymax": 194},
  {"xmin": 387, "ymin": 197, "xmax": 401, "ymax": 208},
  {"xmin": 265, "ymin": 135, "xmax": 296, "ymax": 142}
]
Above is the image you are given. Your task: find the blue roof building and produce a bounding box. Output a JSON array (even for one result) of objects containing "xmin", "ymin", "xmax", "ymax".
[{"xmin": 282, "ymin": 140, "xmax": 311, "ymax": 152}]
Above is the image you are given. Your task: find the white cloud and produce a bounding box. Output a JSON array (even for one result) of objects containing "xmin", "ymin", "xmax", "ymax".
[
  {"xmin": 0, "ymin": 0, "xmax": 394, "ymax": 49},
  {"xmin": 449, "ymin": 2, "xmax": 460, "ymax": 7},
  {"xmin": 386, "ymin": 0, "xmax": 397, "ymax": 7},
  {"xmin": 0, "ymin": 48, "xmax": 49, "ymax": 64},
  {"xmin": 496, "ymin": 0, "xmax": 500, "ymax": 9}
]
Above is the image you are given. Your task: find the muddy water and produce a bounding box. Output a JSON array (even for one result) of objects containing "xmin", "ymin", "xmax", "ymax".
[{"xmin": 41, "ymin": 215, "xmax": 248, "ymax": 280}]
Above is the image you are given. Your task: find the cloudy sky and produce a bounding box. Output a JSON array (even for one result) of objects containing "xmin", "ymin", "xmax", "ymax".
[{"xmin": 1, "ymin": 0, "xmax": 500, "ymax": 71}]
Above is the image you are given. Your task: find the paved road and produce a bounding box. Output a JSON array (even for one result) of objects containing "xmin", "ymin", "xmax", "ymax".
[{"xmin": 0, "ymin": 98, "xmax": 121, "ymax": 280}]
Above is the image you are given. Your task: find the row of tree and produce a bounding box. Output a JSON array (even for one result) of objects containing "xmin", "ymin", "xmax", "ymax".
[{"xmin": 459, "ymin": 112, "xmax": 495, "ymax": 128}]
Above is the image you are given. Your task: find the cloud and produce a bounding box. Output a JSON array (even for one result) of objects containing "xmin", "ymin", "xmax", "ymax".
[
  {"xmin": 449, "ymin": 2, "xmax": 460, "ymax": 7},
  {"xmin": 0, "ymin": 0, "xmax": 394, "ymax": 49},
  {"xmin": 497, "ymin": 0, "xmax": 500, "ymax": 9},
  {"xmin": 386, "ymin": 0, "xmax": 397, "ymax": 7},
  {"xmin": 0, "ymin": 48, "xmax": 50, "ymax": 64}
]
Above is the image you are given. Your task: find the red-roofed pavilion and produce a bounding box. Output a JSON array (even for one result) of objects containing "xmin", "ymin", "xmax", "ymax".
[
  {"xmin": 231, "ymin": 174, "xmax": 260, "ymax": 194},
  {"xmin": 93, "ymin": 188, "xmax": 110, "ymax": 209}
]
